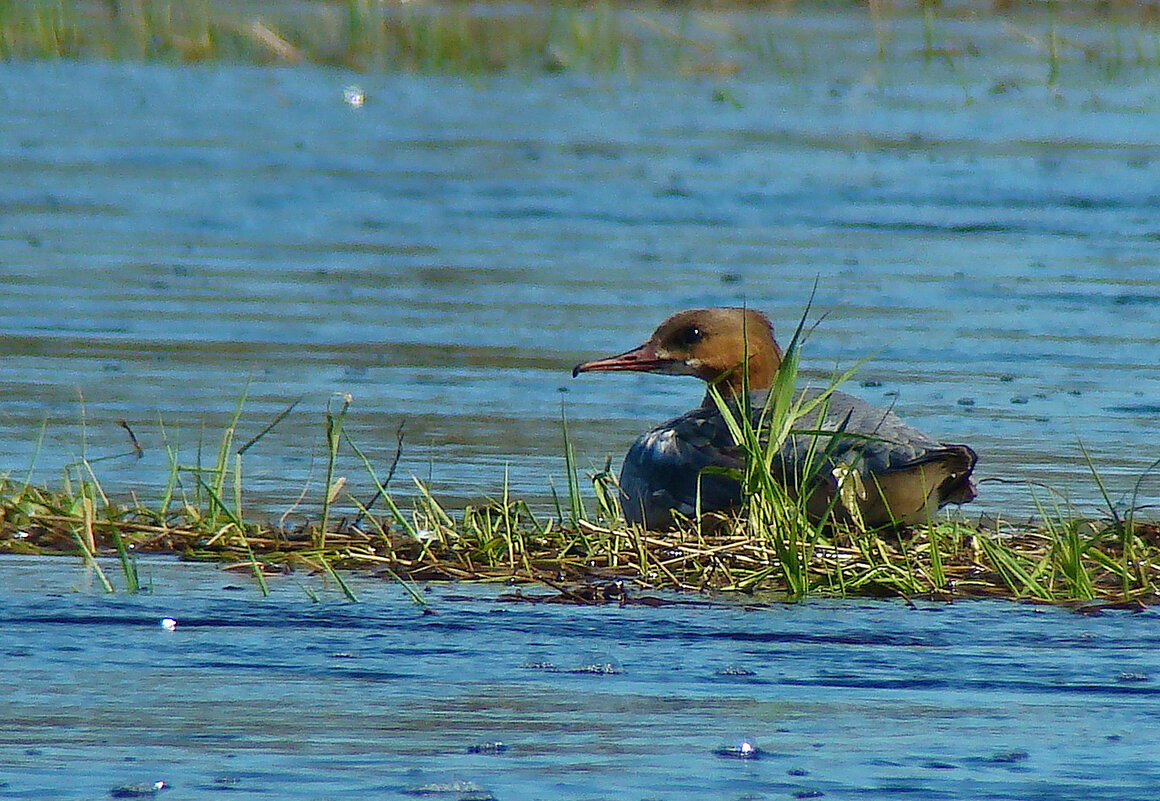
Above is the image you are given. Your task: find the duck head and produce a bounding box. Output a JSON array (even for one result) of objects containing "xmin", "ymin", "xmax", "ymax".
[{"xmin": 573, "ymin": 308, "xmax": 783, "ymax": 396}]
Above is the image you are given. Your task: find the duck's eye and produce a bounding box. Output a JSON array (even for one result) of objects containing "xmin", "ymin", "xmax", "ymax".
[{"xmin": 679, "ymin": 326, "xmax": 704, "ymax": 346}]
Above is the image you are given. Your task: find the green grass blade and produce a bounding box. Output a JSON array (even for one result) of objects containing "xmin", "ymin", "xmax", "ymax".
[{"xmin": 561, "ymin": 404, "xmax": 585, "ymax": 528}]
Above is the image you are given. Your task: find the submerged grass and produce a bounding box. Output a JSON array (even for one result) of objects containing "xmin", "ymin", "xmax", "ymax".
[{"xmin": 0, "ymin": 389, "xmax": 1157, "ymax": 607}]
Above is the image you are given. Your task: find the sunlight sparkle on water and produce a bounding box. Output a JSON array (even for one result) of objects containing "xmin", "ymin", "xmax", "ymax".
[{"xmin": 343, "ymin": 85, "xmax": 366, "ymax": 108}]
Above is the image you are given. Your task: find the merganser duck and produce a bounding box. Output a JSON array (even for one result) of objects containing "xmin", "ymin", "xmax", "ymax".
[{"xmin": 573, "ymin": 308, "xmax": 977, "ymax": 529}]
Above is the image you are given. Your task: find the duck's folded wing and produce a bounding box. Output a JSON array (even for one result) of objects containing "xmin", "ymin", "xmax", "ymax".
[
  {"xmin": 618, "ymin": 406, "xmax": 745, "ymax": 527},
  {"xmin": 780, "ymin": 388, "xmax": 976, "ymax": 501}
]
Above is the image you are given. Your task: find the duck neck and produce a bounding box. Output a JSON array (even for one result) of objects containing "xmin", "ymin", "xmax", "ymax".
[{"xmin": 699, "ymin": 355, "xmax": 778, "ymax": 408}]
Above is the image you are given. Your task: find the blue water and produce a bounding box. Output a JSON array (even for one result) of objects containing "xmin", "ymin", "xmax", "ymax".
[
  {"xmin": 1, "ymin": 556, "xmax": 1158, "ymax": 800},
  {"xmin": 0, "ymin": 16, "xmax": 1159, "ymax": 524},
  {"xmin": 3, "ymin": 12, "xmax": 1160, "ymax": 795}
]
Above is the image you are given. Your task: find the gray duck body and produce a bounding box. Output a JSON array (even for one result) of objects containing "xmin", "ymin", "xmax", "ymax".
[{"xmin": 618, "ymin": 387, "xmax": 977, "ymax": 529}]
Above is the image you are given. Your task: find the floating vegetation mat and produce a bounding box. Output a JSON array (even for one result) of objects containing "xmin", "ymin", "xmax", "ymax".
[
  {"xmin": 2, "ymin": 476, "xmax": 1158, "ymax": 608},
  {"xmin": 1, "ymin": 378, "xmax": 1157, "ymax": 607}
]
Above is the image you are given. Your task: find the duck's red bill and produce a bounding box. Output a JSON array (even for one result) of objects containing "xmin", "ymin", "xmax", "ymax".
[{"xmin": 572, "ymin": 342, "xmax": 670, "ymax": 377}]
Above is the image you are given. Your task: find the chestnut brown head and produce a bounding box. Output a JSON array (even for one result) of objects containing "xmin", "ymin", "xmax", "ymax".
[{"xmin": 573, "ymin": 308, "xmax": 783, "ymax": 394}]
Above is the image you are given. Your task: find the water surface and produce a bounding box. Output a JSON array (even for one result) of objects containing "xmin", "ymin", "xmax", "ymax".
[
  {"xmin": 1, "ymin": 555, "xmax": 1158, "ymax": 800},
  {"xmin": 0, "ymin": 9, "xmax": 1158, "ymax": 522}
]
